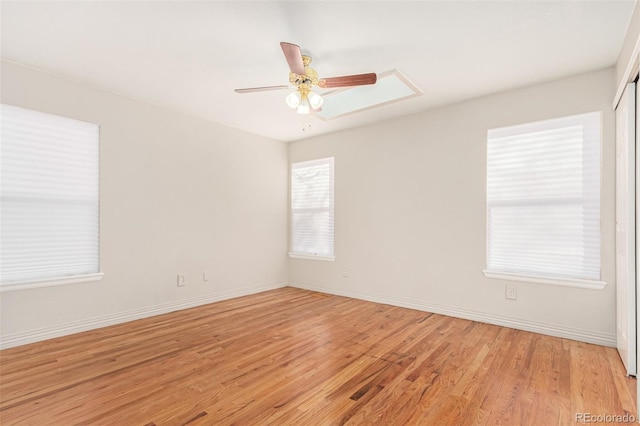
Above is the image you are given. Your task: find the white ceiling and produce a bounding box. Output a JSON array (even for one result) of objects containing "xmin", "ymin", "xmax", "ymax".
[{"xmin": 1, "ymin": 1, "xmax": 636, "ymax": 142}]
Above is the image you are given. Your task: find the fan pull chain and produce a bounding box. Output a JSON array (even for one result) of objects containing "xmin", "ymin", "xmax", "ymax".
[{"xmin": 300, "ymin": 116, "xmax": 312, "ymax": 133}]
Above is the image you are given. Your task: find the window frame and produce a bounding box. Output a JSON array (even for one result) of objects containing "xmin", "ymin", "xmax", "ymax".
[
  {"xmin": 288, "ymin": 157, "xmax": 335, "ymax": 261},
  {"xmin": 483, "ymin": 112, "xmax": 606, "ymax": 290},
  {"xmin": 0, "ymin": 104, "xmax": 103, "ymax": 292}
]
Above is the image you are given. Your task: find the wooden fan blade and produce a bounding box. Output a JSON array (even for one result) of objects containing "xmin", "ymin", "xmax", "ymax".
[
  {"xmin": 318, "ymin": 73, "xmax": 377, "ymax": 89},
  {"xmin": 280, "ymin": 42, "xmax": 305, "ymax": 75},
  {"xmin": 234, "ymin": 85, "xmax": 290, "ymax": 94}
]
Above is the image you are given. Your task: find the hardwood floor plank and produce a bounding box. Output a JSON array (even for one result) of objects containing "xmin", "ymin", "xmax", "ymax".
[
  {"xmin": 605, "ymin": 348, "xmax": 637, "ymax": 415},
  {"xmin": 0, "ymin": 287, "xmax": 635, "ymax": 425}
]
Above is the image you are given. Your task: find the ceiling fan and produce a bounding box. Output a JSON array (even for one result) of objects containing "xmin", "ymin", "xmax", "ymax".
[{"xmin": 235, "ymin": 42, "xmax": 377, "ymax": 115}]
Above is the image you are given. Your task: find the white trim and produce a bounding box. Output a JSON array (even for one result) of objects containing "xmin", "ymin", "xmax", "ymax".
[
  {"xmin": 482, "ymin": 270, "xmax": 607, "ymax": 290},
  {"xmin": 291, "ymin": 157, "xmax": 333, "ymax": 169},
  {"xmin": 288, "ymin": 253, "xmax": 335, "ymax": 261},
  {"xmin": 613, "ymin": 25, "xmax": 640, "ymax": 109},
  {"xmin": 290, "ymin": 283, "xmax": 616, "ymax": 347},
  {"xmin": 0, "ymin": 273, "xmax": 105, "ymax": 292},
  {"xmin": 0, "ymin": 282, "xmax": 285, "ymax": 349}
]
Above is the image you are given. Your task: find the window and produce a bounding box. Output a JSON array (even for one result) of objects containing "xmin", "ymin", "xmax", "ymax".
[
  {"xmin": 0, "ymin": 104, "xmax": 102, "ymax": 291},
  {"xmin": 484, "ymin": 112, "xmax": 603, "ymax": 288},
  {"xmin": 289, "ymin": 157, "xmax": 335, "ymax": 260}
]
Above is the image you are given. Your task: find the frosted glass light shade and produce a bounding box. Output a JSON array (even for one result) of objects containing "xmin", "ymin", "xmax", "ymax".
[
  {"xmin": 308, "ymin": 91, "xmax": 323, "ymax": 109},
  {"xmin": 297, "ymin": 98, "xmax": 310, "ymax": 115},
  {"xmin": 286, "ymin": 91, "xmax": 301, "ymax": 108}
]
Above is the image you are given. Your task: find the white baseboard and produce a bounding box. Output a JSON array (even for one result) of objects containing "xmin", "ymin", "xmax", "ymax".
[
  {"xmin": 0, "ymin": 282, "xmax": 285, "ymax": 350},
  {"xmin": 2, "ymin": 282, "xmax": 615, "ymax": 350},
  {"xmin": 290, "ymin": 283, "xmax": 616, "ymax": 347}
]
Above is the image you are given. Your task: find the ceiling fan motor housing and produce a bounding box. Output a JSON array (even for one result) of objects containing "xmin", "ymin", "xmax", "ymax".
[{"xmin": 289, "ymin": 55, "xmax": 320, "ymax": 88}]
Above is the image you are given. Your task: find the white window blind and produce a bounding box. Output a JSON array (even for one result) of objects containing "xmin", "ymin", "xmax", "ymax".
[
  {"xmin": 290, "ymin": 157, "xmax": 334, "ymax": 259},
  {"xmin": 486, "ymin": 112, "xmax": 601, "ymax": 282},
  {"xmin": 1, "ymin": 104, "xmax": 100, "ymax": 288}
]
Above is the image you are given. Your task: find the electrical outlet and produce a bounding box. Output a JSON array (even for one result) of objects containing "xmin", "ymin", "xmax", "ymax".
[
  {"xmin": 505, "ymin": 284, "xmax": 517, "ymax": 300},
  {"xmin": 203, "ymin": 272, "xmax": 209, "ymax": 282},
  {"xmin": 341, "ymin": 267, "xmax": 350, "ymax": 278},
  {"xmin": 177, "ymin": 274, "xmax": 186, "ymax": 287}
]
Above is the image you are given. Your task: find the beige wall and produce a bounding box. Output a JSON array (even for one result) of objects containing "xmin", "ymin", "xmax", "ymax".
[
  {"xmin": 288, "ymin": 68, "xmax": 617, "ymax": 345},
  {"xmin": 0, "ymin": 60, "xmax": 288, "ymax": 347},
  {"xmin": 0, "ymin": 61, "xmax": 619, "ymax": 348}
]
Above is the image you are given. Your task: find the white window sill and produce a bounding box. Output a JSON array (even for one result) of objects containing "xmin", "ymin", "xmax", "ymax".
[
  {"xmin": 483, "ymin": 270, "xmax": 606, "ymax": 290},
  {"xmin": 0, "ymin": 273, "xmax": 104, "ymax": 292},
  {"xmin": 288, "ymin": 253, "xmax": 335, "ymax": 262}
]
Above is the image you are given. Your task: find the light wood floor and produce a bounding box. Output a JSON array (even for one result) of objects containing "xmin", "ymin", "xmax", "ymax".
[{"xmin": 0, "ymin": 287, "xmax": 636, "ymax": 425}]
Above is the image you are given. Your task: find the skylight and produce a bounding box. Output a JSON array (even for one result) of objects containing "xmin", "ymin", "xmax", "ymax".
[{"xmin": 312, "ymin": 70, "xmax": 422, "ymax": 120}]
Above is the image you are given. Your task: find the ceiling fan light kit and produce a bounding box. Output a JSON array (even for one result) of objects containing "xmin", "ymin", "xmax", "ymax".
[
  {"xmin": 285, "ymin": 80, "xmax": 322, "ymax": 115},
  {"xmin": 235, "ymin": 42, "xmax": 377, "ymax": 116}
]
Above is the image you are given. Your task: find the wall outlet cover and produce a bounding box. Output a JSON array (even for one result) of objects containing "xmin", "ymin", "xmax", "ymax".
[{"xmin": 505, "ymin": 284, "xmax": 517, "ymax": 300}]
